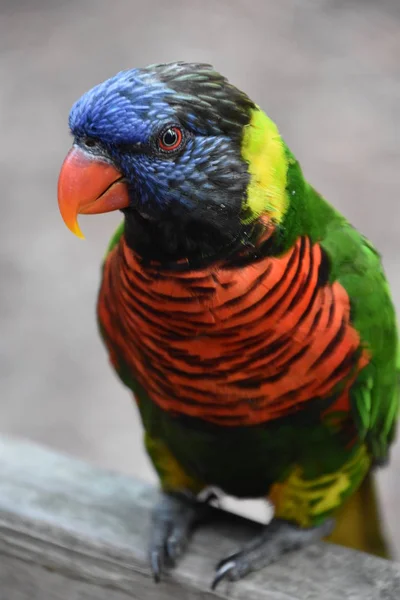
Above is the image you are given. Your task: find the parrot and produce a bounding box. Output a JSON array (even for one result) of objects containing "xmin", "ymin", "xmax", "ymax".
[{"xmin": 57, "ymin": 62, "xmax": 399, "ymax": 588}]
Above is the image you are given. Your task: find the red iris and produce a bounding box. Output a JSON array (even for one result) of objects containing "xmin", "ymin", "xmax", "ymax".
[{"xmin": 158, "ymin": 126, "xmax": 183, "ymax": 152}]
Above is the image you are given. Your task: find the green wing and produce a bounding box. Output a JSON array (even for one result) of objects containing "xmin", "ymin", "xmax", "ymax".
[
  {"xmin": 320, "ymin": 212, "xmax": 399, "ymax": 461},
  {"xmin": 279, "ymin": 151, "xmax": 399, "ymax": 462}
]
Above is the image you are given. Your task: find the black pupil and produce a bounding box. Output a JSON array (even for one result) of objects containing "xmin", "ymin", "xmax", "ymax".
[{"xmin": 163, "ymin": 129, "xmax": 178, "ymax": 147}]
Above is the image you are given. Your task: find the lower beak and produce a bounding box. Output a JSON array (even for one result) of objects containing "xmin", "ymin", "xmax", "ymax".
[{"xmin": 57, "ymin": 146, "xmax": 130, "ymax": 238}]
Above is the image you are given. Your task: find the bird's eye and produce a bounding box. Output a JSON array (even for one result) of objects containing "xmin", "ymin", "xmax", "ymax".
[{"xmin": 158, "ymin": 126, "xmax": 183, "ymax": 152}]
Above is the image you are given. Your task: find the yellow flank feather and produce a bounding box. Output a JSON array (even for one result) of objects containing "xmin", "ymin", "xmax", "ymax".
[
  {"xmin": 144, "ymin": 433, "xmax": 204, "ymax": 494},
  {"xmin": 269, "ymin": 444, "xmax": 371, "ymax": 527},
  {"xmin": 326, "ymin": 472, "xmax": 389, "ymax": 557},
  {"xmin": 241, "ymin": 108, "xmax": 288, "ymax": 223}
]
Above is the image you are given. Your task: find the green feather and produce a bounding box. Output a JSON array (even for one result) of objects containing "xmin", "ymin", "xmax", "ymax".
[
  {"xmin": 104, "ymin": 219, "xmax": 124, "ymax": 259},
  {"xmin": 99, "ymin": 102, "xmax": 399, "ymax": 531}
]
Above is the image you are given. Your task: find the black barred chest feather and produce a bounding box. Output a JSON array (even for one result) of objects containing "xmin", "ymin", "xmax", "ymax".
[{"xmin": 97, "ymin": 235, "xmax": 368, "ymax": 427}]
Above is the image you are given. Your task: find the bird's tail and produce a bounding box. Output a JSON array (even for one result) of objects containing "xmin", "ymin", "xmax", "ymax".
[{"xmin": 326, "ymin": 471, "xmax": 390, "ymax": 558}]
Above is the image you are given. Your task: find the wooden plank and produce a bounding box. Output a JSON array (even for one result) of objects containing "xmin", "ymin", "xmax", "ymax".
[
  {"xmin": 0, "ymin": 554, "xmax": 134, "ymax": 600},
  {"xmin": 0, "ymin": 436, "xmax": 399, "ymax": 600}
]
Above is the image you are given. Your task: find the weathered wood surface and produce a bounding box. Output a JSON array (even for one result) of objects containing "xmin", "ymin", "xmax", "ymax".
[{"xmin": 0, "ymin": 436, "xmax": 399, "ymax": 600}]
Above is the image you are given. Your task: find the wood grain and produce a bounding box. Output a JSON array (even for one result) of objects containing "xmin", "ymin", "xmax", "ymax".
[{"xmin": 0, "ymin": 436, "xmax": 399, "ymax": 599}]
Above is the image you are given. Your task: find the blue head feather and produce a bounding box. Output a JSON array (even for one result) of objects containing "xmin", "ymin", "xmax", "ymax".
[
  {"xmin": 70, "ymin": 69, "xmax": 177, "ymax": 145},
  {"xmin": 68, "ymin": 63, "xmax": 256, "ymax": 261}
]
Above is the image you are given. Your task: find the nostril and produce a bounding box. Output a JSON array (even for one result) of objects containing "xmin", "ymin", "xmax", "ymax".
[{"xmin": 82, "ymin": 136, "xmax": 97, "ymax": 148}]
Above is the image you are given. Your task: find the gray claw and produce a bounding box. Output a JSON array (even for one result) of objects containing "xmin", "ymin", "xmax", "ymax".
[
  {"xmin": 212, "ymin": 517, "xmax": 335, "ymax": 586},
  {"xmin": 166, "ymin": 535, "xmax": 183, "ymax": 564},
  {"xmin": 211, "ymin": 560, "xmax": 237, "ymax": 590},
  {"xmin": 216, "ymin": 551, "xmax": 240, "ymax": 571},
  {"xmin": 150, "ymin": 550, "xmax": 163, "ymax": 583},
  {"xmin": 149, "ymin": 491, "xmax": 213, "ymax": 583}
]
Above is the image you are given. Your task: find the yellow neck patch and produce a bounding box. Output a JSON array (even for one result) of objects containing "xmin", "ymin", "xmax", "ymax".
[{"xmin": 241, "ymin": 108, "xmax": 288, "ymax": 224}]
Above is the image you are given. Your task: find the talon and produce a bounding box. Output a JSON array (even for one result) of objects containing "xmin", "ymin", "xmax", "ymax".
[
  {"xmin": 149, "ymin": 491, "xmax": 213, "ymax": 582},
  {"xmin": 211, "ymin": 560, "xmax": 237, "ymax": 590},
  {"xmin": 212, "ymin": 517, "xmax": 335, "ymax": 584},
  {"xmin": 150, "ymin": 550, "xmax": 163, "ymax": 583},
  {"xmin": 216, "ymin": 551, "xmax": 240, "ymax": 571},
  {"xmin": 166, "ymin": 535, "xmax": 182, "ymax": 564}
]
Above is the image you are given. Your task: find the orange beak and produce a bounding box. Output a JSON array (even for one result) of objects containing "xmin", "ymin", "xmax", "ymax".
[{"xmin": 57, "ymin": 146, "xmax": 130, "ymax": 239}]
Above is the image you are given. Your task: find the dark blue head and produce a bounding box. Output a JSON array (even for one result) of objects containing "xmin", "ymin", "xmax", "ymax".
[{"xmin": 62, "ymin": 63, "xmax": 260, "ymax": 264}]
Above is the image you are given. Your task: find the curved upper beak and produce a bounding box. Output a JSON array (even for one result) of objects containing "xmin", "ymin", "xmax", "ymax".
[{"xmin": 57, "ymin": 146, "xmax": 130, "ymax": 238}]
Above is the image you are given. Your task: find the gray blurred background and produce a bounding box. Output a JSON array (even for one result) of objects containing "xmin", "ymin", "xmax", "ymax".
[{"xmin": 1, "ymin": 0, "xmax": 399, "ymax": 556}]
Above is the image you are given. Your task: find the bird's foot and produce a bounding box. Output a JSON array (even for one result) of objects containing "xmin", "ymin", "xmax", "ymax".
[
  {"xmin": 149, "ymin": 490, "xmax": 215, "ymax": 582},
  {"xmin": 212, "ymin": 517, "xmax": 335, "ymax": 590}
]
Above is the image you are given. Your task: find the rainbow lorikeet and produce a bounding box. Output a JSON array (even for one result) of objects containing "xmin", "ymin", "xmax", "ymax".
[{"xmin": 57, "ymin": 62, "xmax": 399, "ymax": 588}]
